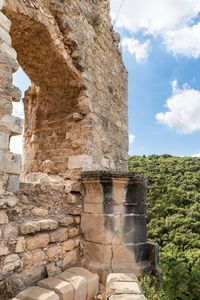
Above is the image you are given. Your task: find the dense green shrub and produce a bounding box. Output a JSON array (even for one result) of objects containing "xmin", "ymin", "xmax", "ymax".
[{"xmin": 129, "ymin": 155, "xmax": 200, "ymax": 299}]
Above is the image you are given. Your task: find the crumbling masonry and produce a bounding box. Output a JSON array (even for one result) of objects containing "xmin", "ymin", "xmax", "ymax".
[{"xmin": 0, "ymin": 0, "xmax": 158, "ymax": 298}]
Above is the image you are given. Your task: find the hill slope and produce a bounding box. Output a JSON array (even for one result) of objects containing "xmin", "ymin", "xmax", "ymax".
[{"xmin": 129, "ymin": 155, "xmax": 200, "ymax": 299}]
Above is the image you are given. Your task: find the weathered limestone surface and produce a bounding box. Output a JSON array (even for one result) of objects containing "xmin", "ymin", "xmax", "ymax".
[
  {"xmin": 81, "ymin": 171, "xmax": 158, "ymax": 282},
  {"xmin": 2, "ymin": 0, "xmax": 128, "ymax": 176},
  {"xmin": 0, "ymin": 180, "xmax": 82, "ymax": 299},
  {"xmin": 106, "ymin": 273, "xmax": 147, "ymax": 299}
]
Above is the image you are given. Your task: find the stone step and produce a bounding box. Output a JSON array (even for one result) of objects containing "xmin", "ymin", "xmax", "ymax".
[
  {"xmin": 12, "ymin": 286, "xmax": 59, "ymax": 300},
  {"xmin": 57, "ymin": 270, "xmax": 87, "ymax": 300},
  {"xmin": 106, "ymin": 273, "xmax": 146, "ymax": 300},
  {"xmin": 12, "ymin": 268, "xmax": 99, "ymax": 300},
  {"xmin": 68, "ymin": 267, "xmax": 99, "ymax": 300},
  {"xmin": 38, "ymin": 277, "xmax": 74, "ymax": 300}
]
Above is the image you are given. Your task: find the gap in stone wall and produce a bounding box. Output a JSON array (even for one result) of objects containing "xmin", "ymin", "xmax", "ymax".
[{"xmin": 10, "ymin": 67, "xmax": 30, "ymax": 155}]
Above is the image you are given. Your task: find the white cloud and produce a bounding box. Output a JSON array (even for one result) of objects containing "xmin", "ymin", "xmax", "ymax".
[
  {"xmin": 164, "ymin": 23, "xmax": 200, "ymax": 58},
  {"xmin": 129, "ymin": 134, "xmax": 136, "ymax": 144},
  {"xmin": 10, "ymin": 135, "xmax": 23, "ymax": 154},
  {"xmin": 110, "ymin": 0, "xmax": 200, "ymax": 58},
  {"xmin": 191, "ymin": 153, "xmax": 200, "ymax": 157},
  {"xmin": 156, "ymin": 80, "xmax": 200, "ymax": 134},
  {"xmin": 122, "ymin": 37, "xmax": 150, "ymax": 62}
]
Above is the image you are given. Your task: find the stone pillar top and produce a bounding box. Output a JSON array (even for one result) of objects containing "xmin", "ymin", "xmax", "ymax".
[{"xmin": 81, "ymin": 171, "xmax": 147, "ymax": 187}]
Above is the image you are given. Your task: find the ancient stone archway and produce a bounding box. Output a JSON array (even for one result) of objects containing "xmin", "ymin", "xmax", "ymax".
[{"xmin": 3, "ymin": 0, "xmax": 129, "ymax": 178}]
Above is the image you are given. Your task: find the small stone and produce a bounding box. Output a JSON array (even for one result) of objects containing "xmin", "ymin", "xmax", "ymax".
[
  {"xmin": 7, "ymin": 176, "xmax": 20, "ymax": 192},
  {"xmin": 2, "ymin": 254, "xmax": 21, "ymax": 278},
  {"xmin": 15, "ymin": 237, "xmax": 26, "ymax": 253},
  {"xmin": 68, "ymin": 227, "xmax": 79, "ymax": 238},
  {"xmin": 66, "ymin": 193, "xmax": 77, "ymax": 204},
  {"xmin": 0, "ymin": 195, "xmax": 19, "ymax": 207},
  {"xmin": 73, "ymin": 216, "xmax": 80, "ymax": 224},
  {"xmin": 47, "ymin": 245, "xmax": 63, "ymax": 260},
  {"xmin": 46, "ymin": 263, "xmax": 62, "ymax": 277},
  {"xmin": 73, "ymin": 113, "xmax": 83, "ymax": 121},
  {"xmin": 0, "ymin": 209, "xmax": 8, "ymax": 224},
  {"xmin": 24, "ymin": 250, "xmax": 45, "ymax": 267},
  {"xmin": 31, "ymin": 208, "xmax": 48, "ymax": 216},
  {"xmin": 0, "ymin": 242, "xmax": 9, "ymax": 256},
  {"xmin": 26, "ymin": 233, "xmax": 49, "ymax": 251},
  {"xmin": 50, "ymin": 227, "xmax": 68, "ymax": 243},
  {"xmin": 62, "ymin": 239, "xmax": 76, "ymax": 252},
  {"xmin": 59, "ymin": 215, "xmax": 74, "ymax": 227},
  {"xmin": 62, "ymin": 249, "xmax": 77, "ymax": 268},
  {"xmin": 20, "ymin": 220, "xmax": 58, "ymax": 235},
  {"xmin": 39, "ymin": 220, "xmax": 59, "ymax": 231}
]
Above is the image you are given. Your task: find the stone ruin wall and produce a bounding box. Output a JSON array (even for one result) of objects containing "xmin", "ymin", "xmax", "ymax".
[
  {"xmin": 4, "ymin": 0, "xmax": 128, "ymax": 177},
  {"xmin": 0, "ymin": 0, "xmax": 158, "ymax": 299},
  {"xmin": 0, "ymin": 0, "xmax": 129, "ymax": 298}
]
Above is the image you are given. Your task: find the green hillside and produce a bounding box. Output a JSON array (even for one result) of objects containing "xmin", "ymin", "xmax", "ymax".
[{"xmin": 129, "ymin": 155, "xmax": 200, "ymax": 300}]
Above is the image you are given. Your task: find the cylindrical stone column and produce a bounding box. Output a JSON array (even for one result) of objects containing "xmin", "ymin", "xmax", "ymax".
[{"xmin": 81, "ymin": 171, "xmax": 154, "ymax": 282}]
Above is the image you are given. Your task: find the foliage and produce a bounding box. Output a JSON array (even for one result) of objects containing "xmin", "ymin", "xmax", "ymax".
[{"xmin": 129, "ymin": 155, "xmax": 200, "ymax": 299}]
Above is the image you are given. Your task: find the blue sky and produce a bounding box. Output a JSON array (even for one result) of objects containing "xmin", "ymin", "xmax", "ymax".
[{"xmin": 11, "ymin": 0, "xmax": 200, "ymax": 157}]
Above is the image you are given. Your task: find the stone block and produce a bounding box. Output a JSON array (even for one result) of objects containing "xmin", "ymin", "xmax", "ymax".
[
  {"xmin": 24, "ymin": 250, "xmax": 45, "ymax": 267},
  {"xmin": 0, "ymin": 12, "xmax": 11, "ymax": 31},
  {"xmin": 107, "ymin": 273, "xmax": 137, "ymax": 284},
  {"xmin": 0, "ymin": 0, "xmax": 3, "ymax": 10},
  {"xmin": 69, "ymin": 267, "xmax": 99, "ymax": 300},
  {"xmin": 83, "ymin": 241, "xmax": 112, "ymax": 265},
  {"xmin": 83, "ymin": 181, "xmax": 103, "ymax": 204},
  {"xmin": 39, "ymin": 219, "xmax": 59, "ymax": 231},
  {"xmin": 2, "ymin": 254, "xmax": 21, "ymax": 278},
  {"xmin": 38, "ymin": 277, "xmax": 74, "ymax": 300},
  {"xmin": 0, "ymin": 114, "xmax": 23, "ymax": 135},
  {"xmin": 68, "ymin": 226, "xmax": 79, "ymax": 238},
  {"xmin": 62, "ymin": 239, "xmax": 76, "ymax": 252},
  {"xmin": 0, "ymin": 131, "xmax": 9, "ymax": 150},
  {"xmin": 26, "ymin": 233, "xmax": 49, "ymax": 250},
  {"xmin": 0, "ymin": 209, "xmax": 8, "ymax": 224},
  {"xmin": 0, "ymin": 42, "xmax": 17, "ymax": 60},
  {"xmin": 109, "ymin": 295, "xmax": 146, "ymax": 300},
  {"xmin": 47, "ymin": 245, "xmax": 63, "ymax": 260},
  {"xmin": 58, "ymin": 270, "xmax": 87, "ymax": 300},
  {"xmin": 15, "ymin": 286, "xmax": 59, "ymax": 300},
  {"xmin": 62, "ymin": 249, "xmax": 78, "ymax": 268},
  {"xmin": 0, "ymin": 195, "xmax": 19, "ymax": 208},
  {"xmin": 0, "ymin": 25, "xmax": 11, "ymax": 44},
  {"xmin": 111, "ymin": 245, "xmax": 144, "ymax": 274},
  {"xmin": 50, "ymin": 227, "xmax": 68, "ymax": 243},
  {"xmin": 59, "ymin": 215, "xmax": 74, "ymax": 226},
  {"xmin": 0, "ymin": 52, "xmax": 19, "ymax": 72},
  {"xmin": 81, "ymin": 213, "xmax": 121, "ymax": 244},
  {"xmin": 31, "ymin": 207, "xmax": 48, "ymax": 216},
  {"xmin": 0, "ymin": 242, "xmax": 9, "ymax": 256},
  {"xmin": 0, "ymin": 150, "xmax": 21, "ymax": 174},
  {"xmin": 7, "ymin": 175, "xmax": 20, "ymax": 192},
  {"xmin": 0, "ymin": 94, "xmax": 12, "ymax": 114},
  {"xmin": 68, "ymin": 155, "xmax": 92, "ymax": 170},
  {"xmin": 107, "ymin": 281, "xmax": 141, "ymax": 295},
  {"xmin": 20, "ymin": 219, "xmax": 59, "ymax": 235},
  {"xmin": 46, "ymin": 263, "xmax": 62, "ymax": 277},
  {"xmin": 15, "ymin": 237, "xmax": 26, "ymax": 253}
]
